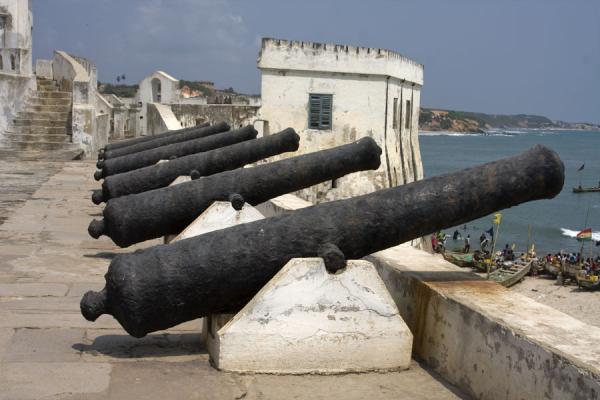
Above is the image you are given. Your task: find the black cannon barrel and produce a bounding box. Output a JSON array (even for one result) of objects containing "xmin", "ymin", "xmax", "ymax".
[
  {"xmin": 81, "ymin": 145, "xmax": 564, "ymax": 337},
  {"xmin": 88, "ymin": 137, "xmax": 382, "ymax": 247},
  {"xmin": 92, "ymin": 128, "xmax": 301, "ymax": 204},
  {"xmin": 94, "ymin": 125, "xmax": 257, "ymax": 180},
  {"xmin": 99, "ymin": 122, "xmax": 211, "ymax": 157},
  {"xmin": 99, "ymin": 122, "xmax": 229, "ymax": 161}
]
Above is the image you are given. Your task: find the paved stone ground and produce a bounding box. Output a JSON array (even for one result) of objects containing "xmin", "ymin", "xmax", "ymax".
[{"xmin": 0, "ymin": 158, "xmax": 467, "ymax": 399}]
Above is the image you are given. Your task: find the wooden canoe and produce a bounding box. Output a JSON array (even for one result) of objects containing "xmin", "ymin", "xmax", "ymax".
[{"xmin": 488, "ymin": 261, "xmax": 532, "ymax": 287}]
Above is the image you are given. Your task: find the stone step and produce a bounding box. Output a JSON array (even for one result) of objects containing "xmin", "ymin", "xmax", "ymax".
[
  {"xmin": 0, "ymin": 148, "xmax": 84, "ymax": 161},
  {"xmin": 28, "ymin": 97, "xmax": 71, "ymax": 106},
  {"xmin": 0, "ymin": 140, "xmax": 82, "ymax": 152},
  {"xmin": 36, "ymin": 91, "xmax": 71, "ymax": 99},
  {"xmin": 13, "ymin": 118, "xmax": 69, "ymax": 128},
  {"xmin": 18, "ymin": 111, "xmax": 70, "ymax": 120},
  {"xmin": 2, "ymin": 132, "xmax": 71, "ymax": 144},
  {"xmin": 26, "ymin": 104, "xmax": 71, "ymax": 113},
  {"xmin": 37, "ymin": 81, "xmax": 59, "ymax": 90},
  {"xmin": 7, "ymin": 126, "xmax": 70, "ymax": 135}
]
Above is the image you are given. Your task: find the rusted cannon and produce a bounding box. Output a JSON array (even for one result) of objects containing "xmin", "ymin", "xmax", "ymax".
[
  {"xmin": 98, "ymin": 122, "xmax": 228, "ymax": 162},
  {"xmin": 94, "ymin": 126, "xmax": 257, "ymax": 180},
  {"xmin": 91, "ymin": 128, "xmax": 300, "ymax": 204},
  {"xmin": 98, "ymin": 122, "xmax": 211, "ymax": 159},
  {"xmin": 88, "ymin": 137, "xmax": 383, "ymax": 247},
  {"xmin": 81, "ymin": 145, "xmax": 564, "ymax": 337}
]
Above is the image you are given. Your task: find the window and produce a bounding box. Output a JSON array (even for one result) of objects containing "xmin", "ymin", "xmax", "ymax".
[
  {"xmin": 0, "ymin": 17, "xmax": 5, "ymax": 48},
  {"xmin": 308, "ymin": 94, "xmax": 332, "ymax": 130},
  {"xmin": 392, "ymin": 98, "xmax": 398, "ymax": 129},
  {"xmin": 405, "ymin": 100, "xmax": 412, "ymax": 129},
  {"xmin": 10, "ymin": 53, "xmax": 15, "ymax": 71}
]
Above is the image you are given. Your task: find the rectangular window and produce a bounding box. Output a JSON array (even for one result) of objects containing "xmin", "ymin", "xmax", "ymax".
[
  {"xmin": 392, "ymin": 97, "xmax": 398, "ymax": 129},
  {"xmin": 0, "ymin": 17, "xmax": 5, "ymax": 49},
  {"xmin": 405, "ymin": 100, "xmax": 412, "ymax": 129},
  {"xmin": 308, "ymin": 94, "xmax": 333, "ymax": 130}
]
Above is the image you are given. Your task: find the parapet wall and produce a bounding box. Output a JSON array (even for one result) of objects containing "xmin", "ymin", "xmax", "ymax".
[
  {"xmin": 258, "ymin": 38, "xmax": 423, "ymax": 85},
  {"xmin": 370, "ymin": 245, "xmax": 600, "ymax": 400}
]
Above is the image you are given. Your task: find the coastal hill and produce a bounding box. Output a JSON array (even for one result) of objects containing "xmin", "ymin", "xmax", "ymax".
[{"xmin": 419, "ymin": 108, "xmax": 600, "ymax": 133}]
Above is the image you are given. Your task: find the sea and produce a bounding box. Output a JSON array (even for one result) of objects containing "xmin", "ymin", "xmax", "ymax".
[{"xmin": 419, "ymin": 129, "xmax": 600, "ymax": 256}]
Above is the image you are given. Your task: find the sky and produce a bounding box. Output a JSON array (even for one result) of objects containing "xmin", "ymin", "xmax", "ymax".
[{"xmin": 31, "ymin": 0, "xmax": 600, "ymax": 123}]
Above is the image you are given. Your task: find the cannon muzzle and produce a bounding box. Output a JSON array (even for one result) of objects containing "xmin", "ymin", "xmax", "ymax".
[{"xmin": 82, "ymin": 145, "xmax": 564, "ymax": 337}]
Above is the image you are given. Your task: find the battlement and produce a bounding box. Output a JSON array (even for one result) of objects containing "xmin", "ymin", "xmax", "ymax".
[{"xmin": 258, "ymin": 37, "xmax": 423, "ymax": 85}]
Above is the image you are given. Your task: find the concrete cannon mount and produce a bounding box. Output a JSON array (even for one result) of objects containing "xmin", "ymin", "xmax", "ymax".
[{"xmin": 171, "ymin": 199, "xmax": 413, "ymax": 374}]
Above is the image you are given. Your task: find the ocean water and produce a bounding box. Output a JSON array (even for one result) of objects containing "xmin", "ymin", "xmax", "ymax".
[{"xmin": 419, "ymin": 129, "xmax": 600, "ymax": 255}]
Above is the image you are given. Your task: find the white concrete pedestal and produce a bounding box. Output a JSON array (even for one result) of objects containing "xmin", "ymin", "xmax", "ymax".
[
  {"xmin": 170, "ymin": 198, "xmax": 412, "ymax": 374},
  {"xmin": 208, "ymin": 258, "xmax": 413, "ymax": 374}
]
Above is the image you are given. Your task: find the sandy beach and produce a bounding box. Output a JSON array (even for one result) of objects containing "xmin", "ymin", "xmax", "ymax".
[{"xmin": 511, "ymin": 275, "xmax": 600, "ymax": 328}]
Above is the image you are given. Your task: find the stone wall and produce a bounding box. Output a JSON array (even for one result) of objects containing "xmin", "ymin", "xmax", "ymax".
[
  {"xmin": 147, "ymin": 102, "xmax": 182, "ymax": 135},
  {"xmin": 370, "ymin": 245, "xmax": 600, "ymax": 400},
  {"xmin": 0, "ymin": 72, "xmax": 34, "ymax": 135},
  {"xmin": 171, "ymin": 104, "xmax": 259, "ymax": 130}
]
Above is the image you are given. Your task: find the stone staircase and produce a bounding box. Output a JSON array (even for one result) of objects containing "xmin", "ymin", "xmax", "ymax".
[{"xmin": 0, "ymin": 77, "xmax": 84, "ymax": 160}]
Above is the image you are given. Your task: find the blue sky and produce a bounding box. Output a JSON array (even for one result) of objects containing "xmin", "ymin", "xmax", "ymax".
[{"xmin": 32, "ymin": 0, "xmax": 599, "ymax": 123}]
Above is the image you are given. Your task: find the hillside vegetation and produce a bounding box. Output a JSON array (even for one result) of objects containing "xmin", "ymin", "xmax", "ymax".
[{"xmin": 419, "ymin": 108, "xmax": 599, "ymax": 133}]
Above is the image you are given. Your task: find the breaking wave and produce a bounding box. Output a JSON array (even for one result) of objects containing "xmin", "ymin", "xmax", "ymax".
[{"xmin": 561, "ymin": 228, "xmax": 600, "ymax": 242}]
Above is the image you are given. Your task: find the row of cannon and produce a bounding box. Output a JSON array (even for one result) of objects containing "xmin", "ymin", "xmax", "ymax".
[{"xmin": 84, "ymin": 122, "xmax": 565, "ymax": 338}]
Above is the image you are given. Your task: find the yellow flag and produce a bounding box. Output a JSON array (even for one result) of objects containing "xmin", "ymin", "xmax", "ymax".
[{"xmin": 492, "ymin": 213, "xmax": 502, "ymax": 225}]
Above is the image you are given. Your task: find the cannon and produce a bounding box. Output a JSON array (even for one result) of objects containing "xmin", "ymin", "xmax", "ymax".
[
  {"xmin": 81, "ymin": 145, "xmax": 564, "ymax": 337},
  {"xmin": 98, "ymin": 122, "xmax": 211, "ymax": 159},
  {"xmin": 91, "ymin": 128, "xmax": 301, "ymax": 204},
  {"xmin": 94, "ymin": 125, "xmax": 257, "ymax": 180},
  {"xmin": 98, "ymin": 122, "xmax": 228, "ymax": 162},
  {"xmin": 88, "ymin": 137, "xmax": 383, "ymax": 247}
]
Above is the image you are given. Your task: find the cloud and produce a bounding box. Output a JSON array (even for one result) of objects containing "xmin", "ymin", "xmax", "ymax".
[{"xmin": 127, "ymin": 0, "xmax": 248, "ymax": 64}]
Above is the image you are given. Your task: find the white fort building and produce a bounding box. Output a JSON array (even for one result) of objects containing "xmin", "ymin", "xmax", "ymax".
[{"xmin": 257, "ymin": 38, "xmax": 424, "ymax": 202}]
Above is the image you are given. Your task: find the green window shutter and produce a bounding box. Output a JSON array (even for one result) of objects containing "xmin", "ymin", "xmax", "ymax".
[{"xmin": 308, "ymin": 94, "xmax": 333, "ymax": 130}]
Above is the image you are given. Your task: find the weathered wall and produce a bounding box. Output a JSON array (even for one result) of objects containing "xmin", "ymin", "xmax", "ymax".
[
  {"xmin": 370, "ymin": 245, "xmax": 600, "ymax": 400},
  {"xmin": 0, "ymin": 0, "xmax": 34, "ymax": 138},
  {"xmin": 147, "ymin": 102, "xmax": 182, "ymax": 135},
  {"xmin": 35, "ymin": 59, "xmax": 53, "ymax": 79},
  {"xmin": 0, "ymin": 72, "xmax": 34, "ymax": 135},
  {"xmin": 257, "ymin": 38, "xmax": 424, "ymax": 203},
  {"xmin": 53, "ymin": 51, "xmax": 107, "ymax": 155},
  {"xmin": 0, "ymin": 0, "xmax": 32, "ymax": 76},
  {"xmin": 171, "ymin": 103, "xmax": 259, "ymax": 130}
]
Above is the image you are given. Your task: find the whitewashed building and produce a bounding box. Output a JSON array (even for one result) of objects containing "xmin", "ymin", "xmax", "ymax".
[
  {"xmin": 0, "ymin": 0, "xmax": 34, "ymax": 134},
  {"xmin": 257, "ymin": 38, "xmax": 424, "ymax": 202},
  {"xmin": 135, "ymin": 70, "xmax": 181, "ymax": 136}
]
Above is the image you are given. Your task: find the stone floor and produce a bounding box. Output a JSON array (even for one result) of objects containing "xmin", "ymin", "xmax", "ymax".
[{"xmin": 0, "ymin": 158, "xmax": 467, "ymax": 399}]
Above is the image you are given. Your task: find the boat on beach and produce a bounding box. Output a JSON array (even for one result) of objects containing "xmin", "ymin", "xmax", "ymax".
[
  {"xmin": 572, "ymin": 186, "xmax": 600, "ymax": 193},
  {"xmin": 576, "ymin": 271, "xmax": 600, "ymax": 290},
  {"xmin": 488, "ymin": 260, "xmax": 533, "ymax": 287},
  {"xmin": 442, "ymin": 251, "xmax": 475, "ymax": 268}
]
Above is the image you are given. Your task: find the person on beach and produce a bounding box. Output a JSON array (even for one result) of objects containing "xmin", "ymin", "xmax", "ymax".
[
  {"xmin": 431, "ymin": 234, "xmax": 438, "ymax": 253},
  {"xmin": 453, "ymin": 230, "xmax": 461, "ymax": 241},
  {"xmin": 464, "ymin": 235, "xmax": 471, "ymax": 253}
]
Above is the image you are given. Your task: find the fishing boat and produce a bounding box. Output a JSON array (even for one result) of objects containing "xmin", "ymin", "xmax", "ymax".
[
  {"xmin": 576, "ymin": 271, "xmax": 600, "ymax": 290},
  {"xmin": 442, "ymin": 251, "xmax": 475, "ymax": 268},
  {"xmin": 488, "ymin": 260, "xmax": 532, "ymax": 287},
  {"xmin": 572, "ymin": 186, "xmax": 600, "ymax": 193}
]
